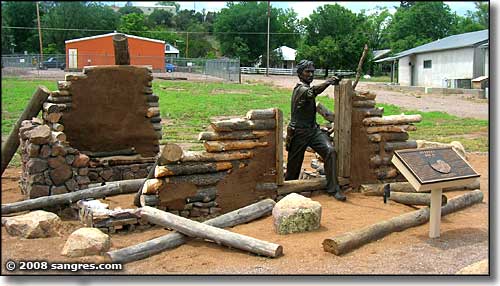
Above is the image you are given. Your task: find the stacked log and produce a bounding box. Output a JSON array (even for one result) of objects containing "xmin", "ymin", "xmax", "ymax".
[{"xmin": 140, "ymin": 108, "xmax": 279, "ymax": 219}]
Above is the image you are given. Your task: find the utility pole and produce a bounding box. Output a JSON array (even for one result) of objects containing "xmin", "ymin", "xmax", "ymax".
[
  {"xmin": 266, "ymin": 1, "xmax": 270, "ymax": 77},
  {"xmin": 186, "ymin": 32, "xmax": 189, "ymax": 58},
  {"xmin": 36, "ymin": 1, "xmax": 43, "ymax": 62}
]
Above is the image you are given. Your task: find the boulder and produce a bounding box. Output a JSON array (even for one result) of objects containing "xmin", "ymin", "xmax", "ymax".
[
  {"xmin": 456, "ymin": 259, "xmax": 488, "ymax": 275},
  {"xmin": 28, "ymin": 125, "xmax": 51, "ymax": 145},
  {"xmin": 4, "ymin": 210, "xmax": 61, "ymax": 238},
  {"xmin": 416, "ymin": 140, "xmax": 466, "ymax": 159},
  {"xmin": 49, "ymin": 164, "xmax": 73, "ymax": 185},
  {"xmin": 272, "ymin": 193, "xmax": 322, "ymax": 235},
  {"xmin": 61, "ymin": 228, "xmax": 110, "ymax": 257}
]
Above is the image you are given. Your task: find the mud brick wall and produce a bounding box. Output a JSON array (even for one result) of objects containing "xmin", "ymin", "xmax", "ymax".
[
  {"xmin": 349, "ymin": 91, "xmax": 421, "ymax": 187},
  {"xmin": 19, "ymin": 65, "xmax": 161, "ymax": 199},
  {"xmin": 139, "ymin": 108, "xmax": 283, "ymax": 219}
]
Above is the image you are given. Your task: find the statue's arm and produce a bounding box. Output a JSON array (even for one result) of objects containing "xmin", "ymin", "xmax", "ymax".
[{"xmin": 311, "ymin": 76, "xmax": 340, "ymax": 96}]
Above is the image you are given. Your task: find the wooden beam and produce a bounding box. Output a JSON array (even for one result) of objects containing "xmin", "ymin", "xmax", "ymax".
[{"xmin": 112, "ymin": 33, "xmax": 130, "ymax": 65}]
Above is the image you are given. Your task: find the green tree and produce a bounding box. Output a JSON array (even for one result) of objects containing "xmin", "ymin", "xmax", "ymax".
[
  {"xmin": 470, "ymin": 1, "xmax": 488, "ymax": 27},
  {"xmin": 2, "ymin": 2, "xmax": 39, "ymax": 53},
  {"xmin": 386, "ymin": 2, "xmax": 455, "ymax": 53},
  {"xmin": 185, "ymin": 23, "xmax": 214, "ymax": 58},
  {"xmin": 118, "ymin": 6, "xmax": 143, "ymax": 15},
  {"xmin": 297, "ymin": 4, "xmax": 368, "ymax": 75},
  {"xmin": 41, "ymin": 2, "xmax": 120, "ymax": 53},
  {"xmin": 174, "ymin": 10, "xmax": 197, "ymax": 30},
  {"xmin": 118, "ymin": 13, "xmax": 151, "ymax": 37},
  {"xmin": 149, "ymin": 9, "xmax": 175, "ymax": 27},
  {"xmin": 361, "ymin": 7, "xmax": 391, "ymax": 50},
  {"xmin": 214, "ymin": 2, "xmax": 298, "ymax": 65},
  {"xmin": 156, "ymin": 1, "xmax": 180, "ymax": 13},
  {"xmin": 275, "ymin": 8, "xmax": 302, "ymax": 48}
]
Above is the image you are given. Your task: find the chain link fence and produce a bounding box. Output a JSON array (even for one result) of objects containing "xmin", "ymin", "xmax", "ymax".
[{"xmin": 2, "ymin": 54, "xmax": 241, "ymax": 82}]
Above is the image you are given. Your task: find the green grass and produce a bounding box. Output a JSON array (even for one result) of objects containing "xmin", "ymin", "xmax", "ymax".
[{"xmin": 1, "ymin": 78, "xmax": 488, "ymax": 159}]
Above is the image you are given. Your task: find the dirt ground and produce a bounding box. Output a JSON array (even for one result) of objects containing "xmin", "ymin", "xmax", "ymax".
[{"xmin": 1, "ymin": 151, "xmax": 488, "ymax": 275}]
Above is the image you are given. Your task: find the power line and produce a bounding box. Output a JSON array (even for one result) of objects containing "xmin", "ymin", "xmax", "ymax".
[{"xmin": 1, "ymin": 26, "xmax": 304, "ymax": 35}]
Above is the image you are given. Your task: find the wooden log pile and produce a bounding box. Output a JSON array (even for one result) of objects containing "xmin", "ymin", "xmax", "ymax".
[
  {"xmin": 77, "ymin": 199, "xmax": 149, "ymax": 233},
  {"xmin": 350, "ymin": 90, "xmax": 421, "ymax": 184},
  {"xmin": 139, "ymin": 108, "xmax": 280, "ymax": 219}
]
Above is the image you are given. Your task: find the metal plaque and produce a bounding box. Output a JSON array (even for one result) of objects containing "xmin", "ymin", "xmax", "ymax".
[{"xmin": 394, "ymin": 147, "xmax": 479, "ymax": 185}]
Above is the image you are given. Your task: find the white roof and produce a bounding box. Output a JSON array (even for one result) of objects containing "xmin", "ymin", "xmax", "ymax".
[
  {"xmin": 165, "ymin": 43, "xmax": 179, "ymax": 54},
  {"xmin": 275, "ymin": 46, "xmax": 296, "ymax": 61},
  {"xmin": 65, "ymin": 32, "xmax": 165, "ymax": 44}
]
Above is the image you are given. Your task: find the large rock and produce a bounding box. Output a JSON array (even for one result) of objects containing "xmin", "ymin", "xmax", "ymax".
[
  {"xmin": 416, "ymin": 140, "xmax": 466, "ymax": 159},
  {"xmin": 4, "ymin": 210, "xmax": 61, "ymax": 238},
  {"xmin": 456, "ymin": 259, "xmax": 488, "ymax": 275},
  {"xmin": 50, "ymin": 164, "xmax": 73, "ymax": 185},
  {"xmin": 272, "ymin": 193, "xmax": 322, "ymax": 235},
  {"xmin": 61, "ymin": 228, "xmax": 110, "ymax": 257},
  {"xmin": 28, "ymin": 125, "xmax": 51, "ymax": 145}
]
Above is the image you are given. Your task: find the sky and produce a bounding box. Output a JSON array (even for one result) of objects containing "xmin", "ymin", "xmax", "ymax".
[{"xmin": 110, "ymin": 1, "xmax": 480, "ymax": 18}]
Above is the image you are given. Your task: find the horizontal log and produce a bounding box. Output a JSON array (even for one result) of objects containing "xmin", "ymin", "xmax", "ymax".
[
  {"xmin": 140, "ymin": 206, "xmax": 283, "ymax": 258},
  {"xmin": 146, "ymin": 107, "xmax": 160, "ymax": 118},
  {"xmin": 277, "ymin": 178, "xmax": 327, "ymax": 195},
  {"xmin": 43, "ymin": 102, "xmax": 60, "ymax": 114},
  {"xmin": 158, "ymin": 143, "xmax": 183, "ymax": 164},
  {"xmin": 384, "ymin": 140, "xmax": 417, "ymax": 151},
  {"xmin": 316, "ymin": 102, "xmax": 334, "ymax": 122},
  {"xmin": 322, "ymin": 190, "xmax": 483, "ymax": 255},
  {"xmin": 374, "ymin": 167, "xmax": 398, "ymax": 180},
  {"xmin": 47, "ymin": 95, "xmax": 72, "ymax": 103},
  {"xmin": 354, "ymin": 91, "xmax": 377, "ymax": 100},
  {"xmin": 1, "ymin": 179, "xmax": 146, "ymax": 215},
  {"xmin": 155, "ymin": 162, "xmax": 233, "ymax": 177},
  {"xmin": 146, "ymin": 94, "xmax": 159, "ymax": 102},
  {"xmin": 198, "ymin": 130, "xmax": 270, "ymax": 141},
  {"xmin": 81, "ymin": 148, "xmax": 137, "ymax": 158},
  {"xmin": 366, "ymin": 125, "xmax": 417, "ymax": 134},
  {"xmin": 246, "ymin": 108, "xmax": 276, "ymax": 120},
  {"xmin": 255, "ymin": 182, "xmax": 278, "ymax": 192},
  {"xmin": 93, "ymin": 155, "xmax": 156, "ymax": 166},
  {"xmin": 355, "ymin": 107, "xmax": 384, "ymax": 117},
  {"xmin": 168, "ymin": 171, "xmax": 227, "ymax": 186},
  {"xmin": 369, "ymin": 154, "xmax": 392, "ymax": 167},
  {"xmin": 43, "ymin": 112, "xmax": 62, "ymax": 123},
  {"xmin": 147, "ymin": 102, "xmax": 159, "ymax": 109},
  {"xmin": 352, "ymin": 100, "xmax": 375, "ymax": 108},
  {"xmin": 211, "ymin": 118, "xmax": 275, "ymax": 132},
  {"xmin": 180, "ymin": 150, "xmax": 254, "ymax": 162},
  {"xmin": 367, "ymin": 132, "xmax": 409, "ymax": 143},
  {"xmin": 140, "ymin": 195, "xmax": 159, "ymax": 206},
  {"xmin": 106, "ymin": 199, "xmax": 276, "ymax": 264},
  {"xmin": 363, "ymin": 114, "xmax": 422, "ymax": 126},
  {"xmin": 204, "ymin": 140, "xmax": 268, "ymax": 152},
  {"xmin": 141, "ymin": 178, "xmax": 166, "ymax": 195},
  {"xmin": 390, "ymin": 192, "xmax": 447, "ymax": 206},
  {"xmin": 51, "ymin": 123, "xmax": 64, "ymax": 132},
  {"xmin": 186, "ymin": 187, "xmax": 217, "ymax": 203},
  {"xmin": 361, "ymin": 179, "xmax": 481, "ymax": 196}
]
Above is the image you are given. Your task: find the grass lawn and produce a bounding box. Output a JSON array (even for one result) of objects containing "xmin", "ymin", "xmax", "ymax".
[{"xmin": 2, "ymin": 77, "xmax": 488, "ymax": 161}]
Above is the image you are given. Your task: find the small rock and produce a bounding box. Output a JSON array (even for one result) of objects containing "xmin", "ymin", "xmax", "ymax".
[
  {"xmin": 39, "ymin": 145, "xmax": 51, "ymax": 158},
  {"xmin": 27, "ymin": 184, "xmax": 50, "ymax": 198},
  {"xmin": 65, "ymin": 178, "xmax": 78, "ymax": 192},
  {"xmin": 72, "ymin": 153, "xmax": 90, "ymax": 168},
  {"xmin": 51, "ymin": 185, "xmax": 68, "ymax": 195},
  {"xmin": 27, "ymin": 173, "xmax": 46, "ymax": 185},
  {"xmin": 4, "ymin": 210, "xmax": 61, "ymax": 238},
  {"xmin": 27, "ymin": 143, "xmax": 41, "ymax": 157},
  {"xmin": 100, "ymin": 169, "xmax": 114, "ymax": 181},
  {"xmin": 61, "ymin": 228, "xmax": 110, "ymax": 257},
  {"xmin": 78, "ymin": 168, "xmax": 89, "ymax": 176},
  {"xmin": 27, "ymin": 158, "xmax": 48, "ymax": 173},
  {"xmin": 88, "ymin": 171, "xmax": 99, "ymax": 181},
  {"xmin": 76, "ymin": 175, "xmax": 91, "ymax": 185},
  {"xmin": 50, "ymin": 164, "xmax": 73, "ymax": 185},
  {"xmin": 51, "ymin": 143, "xmax": 67, "ymax": 157},
  {"xmin": 272, "ymin": 193, "xmax": 322, "ymax": 235},
  {"xmin": 48, "ymin": 156, "xmax": 67, "ymax": 169},
  {"xmin": 416, "ymin": 140, "xmax": 467, "ymax": 159},
  {"xmin": 65, "ymin": 154, "xmax": 75, "ymax": 165},
  {"xmin": 28, "ymin": 125, "xmax": 51, "ymax": 144}
]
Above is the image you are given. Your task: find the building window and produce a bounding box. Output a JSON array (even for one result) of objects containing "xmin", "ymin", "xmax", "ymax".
[{"xmin": 423, "ymin": 60, "xmax": 432, "ymax": 69}]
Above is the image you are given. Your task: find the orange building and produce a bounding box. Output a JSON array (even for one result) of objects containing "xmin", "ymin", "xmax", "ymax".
[{"xmin": 65, "ymin": 32, "xmax": 165, "ymax": 71}]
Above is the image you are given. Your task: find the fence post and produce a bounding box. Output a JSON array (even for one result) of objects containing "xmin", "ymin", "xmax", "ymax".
[{"xmin": 334, "ymin": 79, "xmax": 353, "ymax": 179}]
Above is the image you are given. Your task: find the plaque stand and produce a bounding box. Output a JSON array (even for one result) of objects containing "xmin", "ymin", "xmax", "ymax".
[{"xmin": 391, "ymin": 147, "xmax": 480, "ymax": 238}]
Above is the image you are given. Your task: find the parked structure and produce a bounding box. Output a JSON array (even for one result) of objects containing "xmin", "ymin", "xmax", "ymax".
[
  {"xmin": 377, "ymin": 29, "xmax": 488, "ymax": 88},
  {"xmin": 65, "ymin": 32, "xmax": 165, "ymax": 71}
]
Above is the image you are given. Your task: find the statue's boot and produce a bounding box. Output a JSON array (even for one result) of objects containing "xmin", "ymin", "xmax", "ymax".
[{"xmin": 325, "ymin": 150, "xmax": 347, "ymax": 202}]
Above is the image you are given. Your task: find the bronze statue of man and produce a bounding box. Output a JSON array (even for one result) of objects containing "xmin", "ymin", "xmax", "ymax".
[{"xmin": 285, "ymin": 60, "xmax": 346, "ymax": 201}]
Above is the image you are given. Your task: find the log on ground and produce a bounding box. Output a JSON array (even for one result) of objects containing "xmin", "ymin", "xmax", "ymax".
[
  {"xmin": 198, "ymin": 131, "xmax": 270, "ymax": 141},
  {"xmin": 140, "ymin": 206, "xmax": 283, "ymax": 257},
  {"xmin": 1, "ymin": 179, "xmax": 145, "ymax": 215},
  {"xmin": 1, "ymin": 86, "xmax": 51, "ymax": 174},
  {"xmin": 158, "ymin": 143, "xmax": 184, "ymax": 164},
  {"xmin": 155, "ymin": 162, "xmax": 233, "ymax": 177},
  {"xmin": 106, "ymin": 198, "xmax": 276, "ymax": 264},
  {"xmin": 180, "ymin": 150, "xmax": 254, "ymax": 162},
  {"xmin": 316, "ymin": 102, "xmax": 334, "ymax": 122},
  {"xmin": 323, "ymin": 190, "xmax": 483, "ymax": 255},
  {"xmin": 390, "ymin": 192, "xmax": 447, "ymax": 206},
  {"xmin": 277, "ymin": 178, "xmax": 327, "ymax": 195}
]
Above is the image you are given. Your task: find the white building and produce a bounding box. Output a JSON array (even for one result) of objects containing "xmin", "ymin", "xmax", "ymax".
[
  {"xmin": 256, "ymin": 46, "xmax": 297, "ymax": 68},
  {"xmin": 165, "ymin": 43, "xmax": 180, "ymax": 59},
  {"xmin": 377, "ymin": 30, "xmax": 488, "ymax": 88}
]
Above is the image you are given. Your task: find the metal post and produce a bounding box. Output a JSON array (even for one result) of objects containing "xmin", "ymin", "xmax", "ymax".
[
  {"xmin": 36, "ymin": 2, "xmax": 43, "ymax": 62},
  {"xmin": 266, "ymin": 1, "xmax": 270, "ymax": 77}
]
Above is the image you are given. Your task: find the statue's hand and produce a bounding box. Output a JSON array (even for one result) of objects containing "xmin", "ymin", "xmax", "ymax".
[{"xmin": 327, "ymin": 76, "xmax": 340, "ymax": 85}]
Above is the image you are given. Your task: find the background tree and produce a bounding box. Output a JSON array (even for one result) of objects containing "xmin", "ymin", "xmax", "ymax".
[
  {"xmin": 275, "ymin": 8, "xmax": 302, "ymax": 49},
  {"xmin": 118, "ymin": 5, "xmax": 144, "ymax": 15},
  {"xmin": 156, "ymin": 1, "xmax": 180, "ymax": 13},
  {"xmin": 118, "ymin": 13, "xmax": 151, "ymax": 37},
  {"xmin": 2, "ymin": 2, "xmax": 39, "ymax": 53},
  {"xmin": 149, "ymin": 9, "xmax": 175, "ymax": 27},
  {"xmin": 297, "ymin": 4, "xmax": 369, "ymax": 75},
  {"xmin": 386, "ymin": 2, "xmax": 455, "ymax": 53},
  {"xmin": 41, "ymin": 2, "xmax": 120, "ymax": 53}
]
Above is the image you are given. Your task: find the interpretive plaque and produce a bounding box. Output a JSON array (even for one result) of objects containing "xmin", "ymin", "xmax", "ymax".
[{"xmin": 391, "ymin": 147, "xmax": 481, "ymax": 238}]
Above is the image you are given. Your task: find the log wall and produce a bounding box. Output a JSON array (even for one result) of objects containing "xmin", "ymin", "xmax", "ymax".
[{"xmin": 19, "ymin": 66, "xmax": 159, "ymax": 199}]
